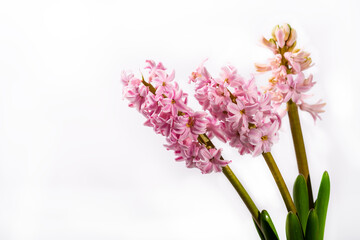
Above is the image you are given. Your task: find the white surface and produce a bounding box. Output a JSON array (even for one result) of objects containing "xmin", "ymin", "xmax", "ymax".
[{"xmin": 0, "ymin": 0, "xmax": 359, "ymax": 239}]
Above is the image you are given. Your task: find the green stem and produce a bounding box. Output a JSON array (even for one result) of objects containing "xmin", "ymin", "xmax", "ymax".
[
  {"xmin": 222, "ymin": 165, "xmax": 260, "ymax": 225},
  {"xmin": 262, "ymin": 152, "xmax": 297, "ymax": 213},
  {"xmin": 198, "ymin": 134, "xmax": 261, "ymax": 225},
  {"xmin": 287, "ymin": 100, "xmax": 314, "ymax": 208}
]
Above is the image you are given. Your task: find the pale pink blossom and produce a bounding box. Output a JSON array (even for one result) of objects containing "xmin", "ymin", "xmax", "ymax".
[
  {"xmin": 277, "ymin": 73, "xmax": 315, "ymax": 104},
  {"xmin": 121, "ymin": 71, "xmax": 136, "ymax": 87},
  {"xmin": 147, "ymin": 109, "xmax": 176, "ymax": 137},
  {"xmin": 205, "ymin": 116, "xmax": 227, "ymax": 143},
  {"xmin": 235, "ymin": 75, "xmax": 259, "ymax": 101},
  {"xmin": 215, "ymin": 65, "xmax": 244, "ymax": 88},
  {"xmin": 257, "ymin": 93, "xmax": 273, "ymax": 116},
  {"xmin": 188, "ymin": 58, "xmax": 210, "ymax": 84},
  {"xmin": 194, "ymin": 85, "xmax": 211, "ymax": 110},
  {"xmin": 145, "ymin": 60, "xmax": 166, "ymax": 81},
  {"xmin": 152, "ymin": 70, "xmax": 175, "ymax": 95},
  {"xmin": 248, "ymin": 121, "xmax": 280, "ymax": 156},
  {"xmin": 255, "ymin": 63, "xmax": 272, "ymax": 72},
  {"xmin": 284, "ymin": 51, "xmax": 312, "ymax": 73},
  {"xmin": 178, "ymin": 142, "xmax": 204, "ymax": 168},
  {"xmin": 296, "ymin": 73, "xmax": 315, "ymax": 93},
  {"xmin": 122, "ymin": 75, "xmax": 148, "ymax": 111},
  {"xmin": 160, "ymin": 88, "xmax": 189, "ymax": 116},
  {"xmin": 173, "ymin": 112, "xmax": 208, "ymax": 141},
  {"xmin": 260, "ymin": 36, "xmax": 278, "ymax": 54},
  {"xmin": 226, "ymin": 100, "xmax": 258, "ymax": 130},
  {"xmin": 277, "ymin": 75, "xmax": 300, "ymax": 103},
  {"xmin": 196, "ymin": 148, "xmax": 231, "ymax": 174},
  {"xmin": 272, "ymin": 65, "xmax": 288, "ymax": 82},
  {"xmin": 299, "ymin": 100, "xmax": 326, "ymax": 121},
  {"xmin": 208, "ymin": 85, "xmax": 231, "ymax": 108}
]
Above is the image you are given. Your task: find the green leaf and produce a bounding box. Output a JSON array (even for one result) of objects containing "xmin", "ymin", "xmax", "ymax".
[
  {"xmin": 253, "ymin": 218, "xmax": 266, "ymax": 240},
  {"xmin": 315, "ymin": 171, "xmax": 330, "ymax": 240},
  {"xmin": 305, "ymin": 209, "xmax": 319, "ymax": 240},
  {"xmin": 293, "ymin": 174, "xmax": 310, "ymax": 233},
  {"xmin": 286, "ymin": 212, "xmax": 304, "ymax": 240},
  {"xmin": 260, "ymin": 210, "xmax": 279, "ymax": 240}
]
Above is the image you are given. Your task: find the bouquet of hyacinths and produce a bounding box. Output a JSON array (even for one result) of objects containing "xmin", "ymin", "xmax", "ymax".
[{"xmin": 121, "ymin": 24, "xmax": 330, "ymax": 240}]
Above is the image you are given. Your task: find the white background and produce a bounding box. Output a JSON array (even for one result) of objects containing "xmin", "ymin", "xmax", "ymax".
[{"xmin": 1, "ymin": 0, "xmax": 359, "ymax": 239}]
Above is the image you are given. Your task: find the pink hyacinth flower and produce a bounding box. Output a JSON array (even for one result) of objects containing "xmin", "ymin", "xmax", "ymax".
[
  {"xmin": 226, "ymin": 99, "xmax": 258, "ymax": 130},
  {"xmin": 215, "ymin": 65, "xmax": 244, "ymax": 88},
  {"xmin": 196, "ymin": 148, "xmax": 231, "ymax": 174},
  {"xmin": 152, "ymin": 70, "xmax": 175, "ymax": 96},
  {"xmin": 299, "ymin": 100, "xmax": 326, "ymax": 121},
  {"xmin": 145, "ymin": 60, "xmax": 166, "ymax": 81},
  {"xmin": 248, "ymin": 121, "xmax": 280, "ymax": 156},
  {"xmin": 284, "ymin": 51, "xmax": 313, "ymax": 73},
  {"xmin": 160, "ymin": 88, "xmax": 189, "ymax": 116},
  {"xmin": 296, "ymin": 73, "xmax": 315, "ymax": 93},
  {"xmin": 260, "ymin": 36, "xmax": 278, "ymax": 54},
  {"xmin": 205, "ymin": 116, "xmax": 227, "ymax": 143},
  {"xmin": 173, "ymin": 112, "xmax": 208, "ymax": 142}
]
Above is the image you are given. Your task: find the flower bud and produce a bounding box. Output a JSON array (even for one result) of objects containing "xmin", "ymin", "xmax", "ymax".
[
  {"xmin": 260, "ymin": 37, "xmax": 278, "ymax": 53},
  {"xmin": 271, "ymin": 25, "xmax": 279, "ymax": 40},
  {"xmin": 282, "ymin": 24, "xmax": 291, "ymax": 41},
  {"xmin": 286, "ymin": 27, "xmax": 297, "ymax": 47},
  {"xmin": 271, "ymin": 24, "xmax": 291, "ymax": 48}
]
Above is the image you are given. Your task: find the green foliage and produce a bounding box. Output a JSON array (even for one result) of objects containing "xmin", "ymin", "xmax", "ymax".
[
  {"xmin": 285, "ymin": 172, "xmax": 330, "ymax": 240},
  {"xmin": 260, "ymin": 210, "xmax": 279, "ymax": 240},
  {"xmin": 293, "ymin": 174, "xmax": 310, "ymax": 233},
  {"xmin": 255, "ymin": 172, "xmax": 330, "ymax": 240},
  {"xmin": 286, "ymin": 212, "xmax": 304, "ymax": 240},
  {"xmin": 314, "ymin": 171, "xmax": 330, "ymax": 240},
  {"xmin": 254, "ymin": 210, "xmax": 279, "ymax": 240},
  {"xmin": 305, "ymin": 209, "xmax": 319, "ymax": 240},
  {"xmin": 254, "ymin": 218, "xmax": 266, "ymax": 240}
]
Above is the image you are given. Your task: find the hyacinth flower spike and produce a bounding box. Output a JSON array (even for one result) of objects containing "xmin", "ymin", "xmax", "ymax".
[
  {"xmin": 255, "ymin": 24, "xmax": 326, "ymax": 208},
  {"xmin": 189, "ymin": 61, "xmax": 296, "ymax": 214},
  {"xmin": 122, "ymin": 60, "xmax": 263, "ymax": 226}
]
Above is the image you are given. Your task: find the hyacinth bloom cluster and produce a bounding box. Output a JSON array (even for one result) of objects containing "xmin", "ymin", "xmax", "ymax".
[
  {"xmin": 122, "ymin": 60, "xmax": 231, "ymax": 174},
  {"xmin": 189, "ymin": 62, "xmax": 281, "ymax": 156},
  {"xmin": 255, "ymin": 24, "xmax": 326, "ymax": 121},
  {"xmin": 121, "ymin": 25, "xmax": 330, "ymax": 240}
]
